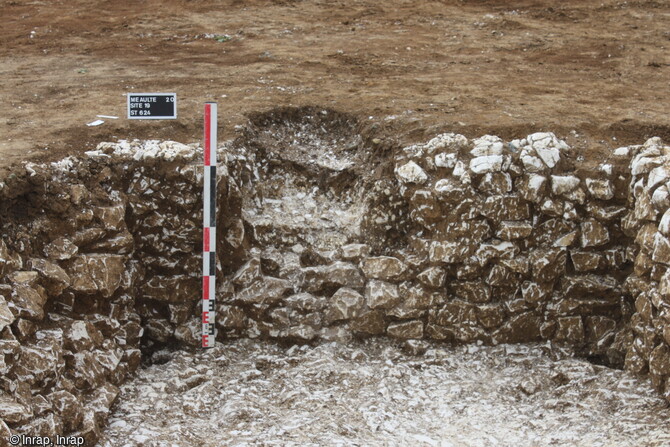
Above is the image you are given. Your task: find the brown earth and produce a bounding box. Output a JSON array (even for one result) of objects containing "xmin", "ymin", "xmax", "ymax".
[{"xmin": 1, "ymin": 0, "xmax": 669, "ymax": 173}]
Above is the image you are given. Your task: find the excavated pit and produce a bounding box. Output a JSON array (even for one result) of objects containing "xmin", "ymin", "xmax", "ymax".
[
  {"xmin": 1, "ymin": 107, "xmax": 670, "ymax": 445},
  {"xmin": 98, "ymin": 340, "xmax": 670, "ymax": 447},
  {"xmin": 236, "ymin": 108, "xmax": 368, "ymax": 252}
]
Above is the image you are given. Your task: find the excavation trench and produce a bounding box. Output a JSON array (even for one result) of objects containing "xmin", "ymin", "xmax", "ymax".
[{"xmin": 1, "ymin": 107, "xmax": 670, "ymax": 445}]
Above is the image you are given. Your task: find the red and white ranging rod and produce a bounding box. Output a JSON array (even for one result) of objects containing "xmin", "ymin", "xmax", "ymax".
[{"xmin": 202, "ymin": 102, "xmax": 217, "ymax": 348}]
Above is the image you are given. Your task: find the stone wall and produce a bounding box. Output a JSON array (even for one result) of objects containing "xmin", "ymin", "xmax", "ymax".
[
  {"xmin": 0, "ymin": 141, "xmax": 220, "ymax": 443},
  {"xmin": 219, "ymin": 132, "xmax": 637, "ymax": 366},
  {"xmin": 618, "ymin": 137, "xmax": 670, "ymax": 402},
  {"xmin": 1, "ymin": 130, "xmax": 670, "ymax": 443},
  {"xmin": 387, "ymin": 132, "xmax": 635, "ymax": 361},
  {"xmin": 217, "ymin": 130, "xmax": 669, "ymax": 402}
]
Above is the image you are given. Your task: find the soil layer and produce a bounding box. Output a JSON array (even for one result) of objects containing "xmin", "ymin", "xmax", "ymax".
[{"xmin": 1, "ymin": 0, "xmax": 670, "ymax": 171}]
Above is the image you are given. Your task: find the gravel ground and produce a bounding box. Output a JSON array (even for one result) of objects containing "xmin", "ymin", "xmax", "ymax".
[{"xmin": 97, "ymin": 339, "xmax": 670, "ymax": 447}]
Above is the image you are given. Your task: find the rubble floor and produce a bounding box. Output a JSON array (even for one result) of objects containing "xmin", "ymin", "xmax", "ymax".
[{"xmin": 97, "ymin": 339, "xmax": 670, "ymax": 447}]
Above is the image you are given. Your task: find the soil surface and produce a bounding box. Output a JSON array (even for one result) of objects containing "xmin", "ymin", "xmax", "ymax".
[
  {"xmin": 2, "ymin": 0, "xmax": 670, "ymax": 173},
  {"xmin": 97, "ymin": 339, "xmax": 670, "ymax": 447}
]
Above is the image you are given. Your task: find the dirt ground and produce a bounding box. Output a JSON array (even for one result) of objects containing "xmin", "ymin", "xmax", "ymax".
[
  {"xmin": 97, "ymin": 339, "xmax": 670, "ymax": 447},
  {"xmin": 1, "ymin": 0, "xmax": 670, "ymax": 173}
]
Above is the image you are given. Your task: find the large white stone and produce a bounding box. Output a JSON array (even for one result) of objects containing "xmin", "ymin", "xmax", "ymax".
[
  {"xmin": 614, "ymin": 146, "xmax": 631, "ymax": 157},
  {"xmin": 551, "ymin": 175, "xmax": 580, "ymax": 195},
  {"xmin": 470, "ymin": 135, "xmax": 504, "ymax": 157},
  {"xmin": 652, "ymin": 232, "xmax": 670, "ymax": 265},
  {"xmin": 631, "ymin": 156, "xmax": 664, "ymax": 176},
  {"xmin": 648, "ymin": 166, "xmax": 670, "ymax": 190},
  {"xmin": 476, "ymin": 241, "xmax": 517, "ymax": 265},
  {"xmin": 424, "ymin": 133, "xmax": 469, "ymax": 154},
  {"xmin": 652, "ymin": 186, "xmax": 670, "ymax": 210},
  {"xmin": 416, "ymin": 266, "xmax": 447, "ymax": 288},
  {"xmin": 329, "ymin": 288, "xmax": 364, "ymax": 321},
  {"xmin": 580, "ymin": 219, "xmax": 609, "ymax": 248},
  {"xmin": 452, "ymin": 161, "xmax": 466, "ymax": 177},
  {"xmin": 524, "ymin": 174, "xmax": 547, "ymax": 202},
  {"xmin": 642, "ymin": 137, "xmax": 664, "ymax": 154},
  {"xmin": 564, "ymin": 188, "xmax": 586, "ymax": 206},
  {"xmin": 395, "ymin": 161, "xmax": 428, "ymax": 184},
  {"xmin": 520, "ymin": 154, "xmax": 545, "ymax": 172},
  {"xmin": 365, "ymin": 280, "xmax": 400, "ymax": 309},
  {"xmin": 478, "ymin": 172, "xmax": 512, "ymax": 194},
  {"xmin": 361, "ymin": 256, "xmax": 407, "ymax": 280},
  {"xmin": 435, "ymin": 152, "xmax": 457, "ymax": 168},
  {"xmin": 527, "ymin": 132, "xmax": 567, "ymax": 168},
  {"xmin": 599, "ymin": 164, "xmax": 613, "ymax": 176},
  {"xmin": 469, "ymin": 155, "xmax": 504, "ymax": 174}
]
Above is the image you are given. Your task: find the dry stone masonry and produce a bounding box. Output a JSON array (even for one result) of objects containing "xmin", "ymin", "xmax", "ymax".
[
  {"xmin": 1, "ymin": 109, "xmax": 669, "ymax": 442},
  {"xmin": 0, "ymin": 141, "xmax": 212, "ymax": 443}
]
